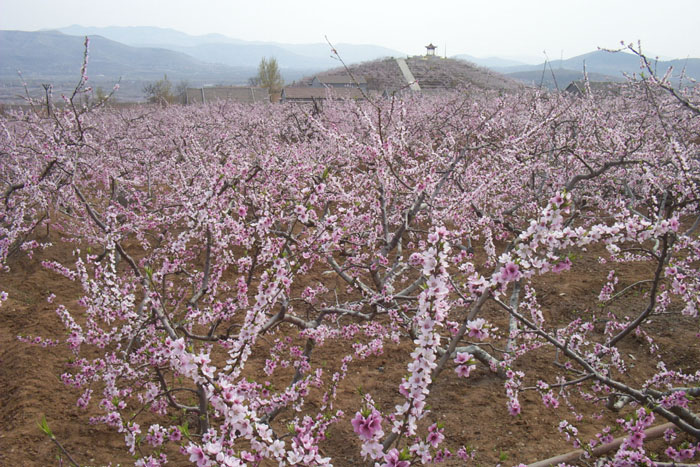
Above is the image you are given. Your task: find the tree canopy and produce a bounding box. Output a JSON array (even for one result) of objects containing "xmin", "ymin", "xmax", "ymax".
[
  {"xmin": 256, "ymin": 57, "xmax": 283, "ymax": 94},
  {"xmin": 142, "ymin": 74, "xmax": 175, "ymax": 105}
]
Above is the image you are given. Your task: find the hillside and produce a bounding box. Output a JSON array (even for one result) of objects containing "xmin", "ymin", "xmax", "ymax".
[{"xmin": 300, "ymin": 55, "xmax": 523, "ymax": 93}]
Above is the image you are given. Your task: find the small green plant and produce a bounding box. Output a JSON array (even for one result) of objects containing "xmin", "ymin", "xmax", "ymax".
[
  {"xmin": 37, "ymin": 415, "xmax": 53, "ymax": 438},
  {"xmin": 179, "ymin": 420, "xmax": 191, "ymax": 439},
  {"xmin": 38, "ymin": 416, "xmax": 80, "ymax": 466}
]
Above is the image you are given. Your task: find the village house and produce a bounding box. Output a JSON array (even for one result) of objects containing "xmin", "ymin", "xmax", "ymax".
[
  {"xmin": 182, "ymin": 86, "xmax": 270, "ymax": 104},
  {"xmin": 564, "ymin": 80, "xmax": 625, "ymax": 98},
  {"xmin": 310, "ymin": 74, "xmax": 368, "ymax": 92},
  {"xmin": 280, "ymin": 86, "xmax": 364, "ymax": 103}
]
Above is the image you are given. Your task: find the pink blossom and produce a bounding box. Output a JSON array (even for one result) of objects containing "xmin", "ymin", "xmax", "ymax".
[
  {"xmin": 499, "ymin": 261, "xmax": 521, "ymax": 283},
  {"xmin": 360, "ymin": 441, "xmax": 384, "ymax": 460},
  {"xmin": 541, "ymin": 391, "xmax": 559, "ymax": 408},
  {"xmin": 426, "ymin": 423, "xmax": 445, "ymax": 448},
  {"xmin": 454, "ymin": 352, "xmax": 473, "ymax": 365},
  {"xmin": 169, "ymin": 428, "xmax": 182, "ymax": 442},
  {"xmin": 467, "ymin": 318, "xmax": 490, "ymax": 340},
  {"xmin": 187, "ymin": 445, "xmax": 208, "ymax": 466},
  {"xmin": 455, "ymin": 364, "xmax": 475, "ymax": 378},
  {"xmin": 351, "ymin": 410, "xmax": 384, "ymax": 441},
  {"xmin": 382, "ymin": 448, "xmax": 410, "ymax": 467},
  {"xmin": 625, "ymin": 430, "xmax": 645, "ymax": 449},
  {"xmin": 508, "ymin": 399, "xmax": 521, "ymax": 416},
  {"xmin": 551, "ymin": 257, "xmax": 572, "ymax": 273}
]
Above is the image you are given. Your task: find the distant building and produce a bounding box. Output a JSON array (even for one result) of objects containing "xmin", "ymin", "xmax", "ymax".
[
  {"xmin": 281, "ymin": 87, "xmax": 365, "ymax": 103},
  {"xmin": 564, "ymin": 80, "xmax": 625, "ymax": 98},
  {"xmin": 425, "ymin": 43, "xmax": 437, "ymax": 57},
  {"xmin": 182, "ymin": 86, "xmax": 270, "ymax": 104},
  {"xmin": 311, "ymin": 74, "xmax": 368, "ymax": 92}
]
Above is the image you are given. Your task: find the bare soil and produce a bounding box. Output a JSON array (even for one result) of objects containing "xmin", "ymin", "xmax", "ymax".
[{"xmin": 1, "ymin": 229, "xmax": 698, "ymax": 466}]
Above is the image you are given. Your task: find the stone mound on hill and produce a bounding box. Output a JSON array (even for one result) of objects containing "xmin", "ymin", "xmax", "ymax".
[{"xmin": 301, "ymin": 55, "xmax": 524, "ymax": 93}]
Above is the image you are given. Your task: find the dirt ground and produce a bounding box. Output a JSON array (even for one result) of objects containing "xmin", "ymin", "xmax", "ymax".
[{"xmin": 1, "ymin": 229, "xmax": 698, "ymax": 466}]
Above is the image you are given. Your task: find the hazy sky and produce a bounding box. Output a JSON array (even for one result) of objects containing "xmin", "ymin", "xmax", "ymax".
[{"xmin": 2, "ymin": 0, "xmax": 699, "ymax": 62}]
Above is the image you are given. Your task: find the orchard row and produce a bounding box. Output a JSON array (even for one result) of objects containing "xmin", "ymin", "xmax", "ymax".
[{"xmin": 1, "ymin": 72, "xmax": 699, "ymax": 465}]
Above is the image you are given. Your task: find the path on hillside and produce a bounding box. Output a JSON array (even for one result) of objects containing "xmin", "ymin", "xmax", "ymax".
[{"xmin": 395, "ymin": 58, "xmax": 421, "ymax": 91}]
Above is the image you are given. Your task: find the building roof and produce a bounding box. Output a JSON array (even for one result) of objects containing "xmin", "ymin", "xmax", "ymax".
[
  {"xmin": 425, "ymin": 43, "xmax": 437, "ymax": 49},
  {"xmin": 282, "ymin": 87, "xmax": 365, "ymax": 100},
  {"xmin": 184, "ymin": 86, "xmax": 270, "ymax": 104},
  {"xmin": 564, "ymin": 80, "xmax": 625, "ymax": 97},
  {"xmin": 314, "ymin": 74, "xmax": 367, "ymax": 85}
]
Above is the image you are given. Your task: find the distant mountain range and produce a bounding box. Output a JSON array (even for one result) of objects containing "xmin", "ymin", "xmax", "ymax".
[
  {"xmin": 0, "ymin": 30, "xmax": 242, "ymax": 81},
  {"xmin": 1, "ymin": 26, "xmax": 698, "ymax": 101},
  {"xmin": 489, "ymin": 50, "xmax": 700, "ymax": 89},
  {"xmin": 491, "ymin": 50, "xmax": 699, "ymax": 76},
  {"xmin": 0, "ymin": 27, "xmax": 405, "ymax": 102},
  {"xmin": 453, "ymin": 50, "xmax": 700, "ymax": 89},
  {"xmin": 55, "ymin": 25, "xmax": 246, "ymax": 48},
  {"xmin": 451, "ymin": 54, "xmax": 530, "ymax": 69},
  {"xmin": 505, "ymin": 69, "xmax": 625, "ymax": 90},
  {"xmin": 55, "ymin": 25, "xmax": 406, "ymax": 70},
  {"xmin": 1, "ymin": 29, "xmax": 257, "ymax": 101}
]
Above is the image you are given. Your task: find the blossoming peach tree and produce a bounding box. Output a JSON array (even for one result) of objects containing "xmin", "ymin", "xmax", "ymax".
[{"xmin": 1, "ymin": 46, "xmax": 699, "ymax": 465}]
